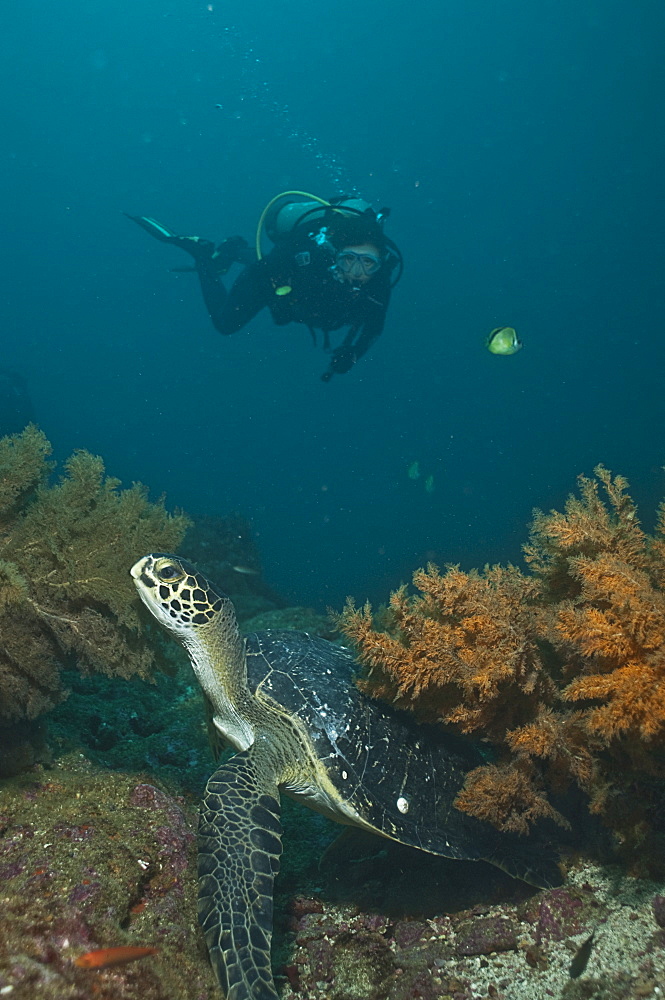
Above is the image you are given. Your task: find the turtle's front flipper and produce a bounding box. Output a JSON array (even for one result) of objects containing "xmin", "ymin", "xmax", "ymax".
[{"xmin": 198, "ymin": 749, "xmax": 282, "ymax": 1000}]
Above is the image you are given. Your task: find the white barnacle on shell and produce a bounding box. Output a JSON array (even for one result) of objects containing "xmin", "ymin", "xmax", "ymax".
[{"xmin": 396, "ymin": 795, "xmax": 410, "ymax": 814}]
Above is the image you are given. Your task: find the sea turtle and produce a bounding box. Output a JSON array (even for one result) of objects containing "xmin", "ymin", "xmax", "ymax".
[{"xmin": 131, "ymin": 553, "xmax": 561, "ymax": 1000}]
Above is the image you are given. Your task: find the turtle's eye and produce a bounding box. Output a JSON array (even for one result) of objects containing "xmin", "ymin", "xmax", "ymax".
[{"xmin": 156, "ymin": 562, "xmax": 184, "ymax": 584}]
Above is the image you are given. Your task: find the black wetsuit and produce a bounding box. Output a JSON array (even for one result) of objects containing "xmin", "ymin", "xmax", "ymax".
[{"xmin": 196, "ymin": 228, "xmax": 393, "ymax": 380}]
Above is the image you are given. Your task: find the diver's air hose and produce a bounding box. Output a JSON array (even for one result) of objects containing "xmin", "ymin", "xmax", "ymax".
[{"xmin": 254, "ymin": 191, "xmax": 332, "ymax": 260}]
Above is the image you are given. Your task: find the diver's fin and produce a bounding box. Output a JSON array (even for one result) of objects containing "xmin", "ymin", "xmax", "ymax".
[
  {"xmin": 124, "ymin": 213, "xmax": 215, "ymax": 261},
  {"xmin": 124, "ymin": 213, "xmax": 179, "ymax": 242}
]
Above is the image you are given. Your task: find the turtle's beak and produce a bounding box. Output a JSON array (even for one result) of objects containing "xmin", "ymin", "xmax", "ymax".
[
  {"xmin": 130, "ymin": 555, "xmax": 157, "ymax": 590},
  {"xmin": 130, "ymin": 556, "xmax": 148, "ymax": 581}
]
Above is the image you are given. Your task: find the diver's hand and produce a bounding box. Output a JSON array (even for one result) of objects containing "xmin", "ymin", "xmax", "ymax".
[{"xmin": 321, "ymin": 346, "xmax": 356, "ymax": 381}]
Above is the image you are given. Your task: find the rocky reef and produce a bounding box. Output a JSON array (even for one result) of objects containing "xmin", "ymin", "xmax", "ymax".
[
  {"xmin": 0, "ymin": 756, "xmax": 215, "ymax": 999},
  {"xmin": 2, "ymin": 753, "xmax": 664, "ymax": 1000},
  {"xmin": 277, "ymin": 860, "xmax": 665, "ymax": 1000}
]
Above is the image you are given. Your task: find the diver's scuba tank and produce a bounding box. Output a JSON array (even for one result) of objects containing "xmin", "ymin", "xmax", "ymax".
[
  {"xmin": 264, "ymin": 196, "xmax": 373, "ymax": 243},
  {"xmin": 256, "ymin": 190, "xmax": 381, "ymax": 258}
]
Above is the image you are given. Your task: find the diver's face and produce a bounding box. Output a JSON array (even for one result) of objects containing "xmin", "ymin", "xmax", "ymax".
[{"xmin": 335, "ymin": 244, "xmax": 382, "ymax": 285}]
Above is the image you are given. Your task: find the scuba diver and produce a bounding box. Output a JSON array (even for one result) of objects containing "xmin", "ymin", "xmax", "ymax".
[{"xmin": 126, "ymin": 192, "xmax": 403, "ymax": 382}]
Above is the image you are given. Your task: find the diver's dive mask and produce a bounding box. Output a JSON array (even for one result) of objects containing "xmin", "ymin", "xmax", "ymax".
[{"xmin": 335, "ymin": 250, "xmax": 382, "ymax": 277}]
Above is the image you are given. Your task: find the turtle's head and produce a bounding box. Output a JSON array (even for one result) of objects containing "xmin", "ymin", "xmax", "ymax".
[
  {"xmin": 131, "ymin": 553, "xmax": 228, "ymax": 639},
  {"xmin": 132, "ymin": 554, "xmax": 254, "ymax": 750}
]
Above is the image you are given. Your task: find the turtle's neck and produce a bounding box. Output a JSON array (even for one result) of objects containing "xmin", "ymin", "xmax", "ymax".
[{"xmin": 182, "ymin": 605, "xmax": 257, "ymax": 751}]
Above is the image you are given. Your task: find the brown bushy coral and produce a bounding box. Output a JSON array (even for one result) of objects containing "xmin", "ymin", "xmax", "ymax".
[
  {"xmin": 0, "ymin": 426, "xmax": 189, "ymax": 728},
  {"xmin": 339, "ymin": 466, "xmax": 665, "ymax": 851},
  {"xmin": 526, "ymin": 469, "xmax": 665, "ymax": 746},
  {"xmin": 344, "ymin": 564, "xmax": 553, "ymax": 741}
]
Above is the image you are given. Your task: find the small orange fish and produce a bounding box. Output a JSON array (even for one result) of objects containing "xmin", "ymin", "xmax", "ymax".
[{"xmin": 74, "ymin": 945, "xmax": 158, "ymax": 969}]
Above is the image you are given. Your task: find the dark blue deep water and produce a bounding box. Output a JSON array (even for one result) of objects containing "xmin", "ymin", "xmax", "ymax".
[{"xmin": 2, "ymin": 0, "xmax": 664, "ymax": 610}]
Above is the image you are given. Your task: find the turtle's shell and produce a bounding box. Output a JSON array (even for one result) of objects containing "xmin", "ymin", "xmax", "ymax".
[{"xmin": 245, "ymin": 630, "xmax": 560, "ymax": 888}]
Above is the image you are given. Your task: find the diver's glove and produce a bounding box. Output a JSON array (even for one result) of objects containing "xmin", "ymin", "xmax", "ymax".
[
  {"xmin": 124, "ymin": 214, "xmax": 215, "ymax": 263},
  {"xmin": 320, "ymin": 345, "xmax": 357, "ymax": 382}
]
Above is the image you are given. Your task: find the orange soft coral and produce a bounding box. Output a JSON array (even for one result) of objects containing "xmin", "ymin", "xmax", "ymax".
[
  {"xmin": 340, "ymin": 563, "xmax": 554, "ymax": 744},
  {"xmin": 454, "ymin": 761, "xmax": 567, "ymax": 836},
  {"xmin": 339, "ymin": 466, "xmax": 665, "ymax": 848},
  {"xmin": 523, "ymin": 466, "xmax": 649, "ymax": 593},
  {"xmin": 530, "ymin": 472, "xmax": 665, "ymax": 747}
]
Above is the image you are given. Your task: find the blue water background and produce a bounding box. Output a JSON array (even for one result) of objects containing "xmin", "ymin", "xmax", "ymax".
[{"xmin": 2, "ymin": 0, "xmax": 663, "ymax": 609}]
